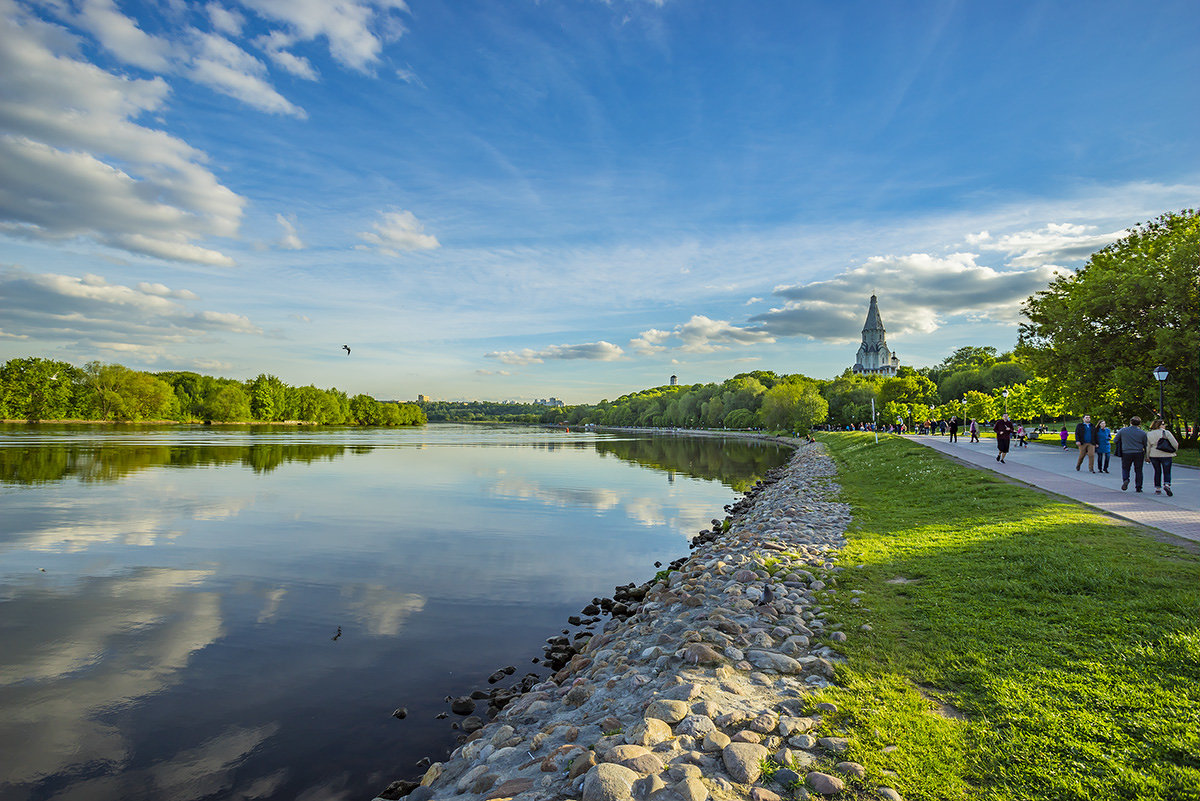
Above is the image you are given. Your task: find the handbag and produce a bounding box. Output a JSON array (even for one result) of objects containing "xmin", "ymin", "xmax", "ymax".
[
  {"xmin": 1156, "ymin": 433, "xmax": 1177, "ymax": 454},
  {"xmin": 1113, "ymin": 434, "xmax": 1123, "ymax": 458}
]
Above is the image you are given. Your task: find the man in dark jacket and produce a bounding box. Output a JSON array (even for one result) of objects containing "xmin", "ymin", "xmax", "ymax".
[
  {"xmin": 1112, "ymin": 417, "xmax": 1148, "ymax": 492},
  {"xmin": 1074, "ymin": 415, "xmax": 1100, "ymax": 473}
]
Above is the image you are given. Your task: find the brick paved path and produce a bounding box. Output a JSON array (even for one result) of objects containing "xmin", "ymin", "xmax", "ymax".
[{"xmin": 910, "ymin": 435, "xmax": 1200, "ymax": 544}]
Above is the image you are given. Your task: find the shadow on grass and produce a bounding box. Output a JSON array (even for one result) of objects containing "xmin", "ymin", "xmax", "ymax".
[{"xmin": 813, "ymin": 433, "xmax": 1200, "ymax": 801}]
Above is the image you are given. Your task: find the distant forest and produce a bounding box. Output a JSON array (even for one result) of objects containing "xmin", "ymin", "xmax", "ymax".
[
  {"xmin": 0, "ymin": 358, "xmax": 425, "ymax": 426},
  {"xmin": 417, "ymin": 399, "xmax": 554, "ymax": 423}
]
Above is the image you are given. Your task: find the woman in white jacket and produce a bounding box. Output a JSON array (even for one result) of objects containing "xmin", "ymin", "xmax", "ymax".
[{"xmin": 1147, "ymin": 419, "xmax": 1180, "ymax": 496}]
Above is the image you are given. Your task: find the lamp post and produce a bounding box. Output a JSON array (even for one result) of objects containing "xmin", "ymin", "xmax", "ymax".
[
  {"xmin": 1153, "ymin": 365, "xmax": 1168, "ymax": 419},
  {"xmin": 1002, "ymin": 389, "xmax": 1009, "ymax": 415}
]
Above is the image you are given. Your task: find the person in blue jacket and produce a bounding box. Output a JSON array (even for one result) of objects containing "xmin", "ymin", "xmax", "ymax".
[{"xmin": 1095, "ymin": 420, "xmax": 1112, "ymax": 474}]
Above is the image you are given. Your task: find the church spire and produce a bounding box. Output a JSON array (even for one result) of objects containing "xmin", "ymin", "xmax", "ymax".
[
  {"xmin": 851, "ymin": 294, "xmax": 898, "ymax": 376},
  {"xmin": 863, "ymin": 294, "xmax": 884, "ymax": 332}
]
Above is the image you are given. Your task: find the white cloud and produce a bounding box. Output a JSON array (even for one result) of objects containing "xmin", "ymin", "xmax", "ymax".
[
  {"xmin": 235, "ymin": 0, "xmax": 410, "ymax": 72},
  {"xmin": 186, "ymin": 31, "xmax": 306, "ymax": 117},
  {"xmin": 0, "ymin": 267, "xmax": 262, "ymax": 356},
  {"xmin": 485, "ymin": 341, "xmax": 624, "ymax": 365},
  {"xmin": 629, "ymin": 316, "xmax": 774, "ymax": 355},
  {"xmin": 753, "ymin": 252, "xmax": 1066, "ymax": 342},
  {"xmin": 356, "ymin": 209, "xmax": 439, "ymax": 255},
  {"xmin": 0, "ymin": 5, "xmax": 244, "ymax": 264},
  {"xmin": 276, "ymin": 213, "xmax": 303, "ymax": 249},
  {"xmin": 395, "ymin": 64, "xmax": 424, "ymax": 86},
  {"xmin": 745, "ymin": 297, "xmax": 763, "ymax": 305},
  {"xmin": 973, "ymin": 222, "xmax": 1124, "ymax": 267},
  {"xmin": 74, "ymin": 0, "xmax": 175, "ymax": 71},
  {"xmin": 206, "ymin": 3, "xmax": 245, "ymax": 36},
  {"xmin": 254, "ymin": 30, "xmax": 319, "ymax": 80},
  {"xmin": 629, "ymin": 328, "xmax": 670, "ymax": 355},
  {"xmin": 676, "ymin": 315, "xmax": 775, "ymax": 353}
]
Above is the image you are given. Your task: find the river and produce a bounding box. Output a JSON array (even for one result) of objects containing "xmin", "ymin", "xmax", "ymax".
[{"xmin": 0, "ymin": 424, "xmax": 790, "ymax": 801}]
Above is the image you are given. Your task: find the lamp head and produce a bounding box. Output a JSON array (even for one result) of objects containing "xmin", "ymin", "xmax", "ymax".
[{"xmin": 1153, "ymin": 365, "xmax": 1169, "ymax": 382}]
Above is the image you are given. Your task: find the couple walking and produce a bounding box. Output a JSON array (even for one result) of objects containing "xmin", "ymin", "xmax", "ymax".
[
  {"xmin": 1111, "ymin": 417, "xmax": 1179, "ymax": 495},
  {"xmin": 1074, "ymin": 416, "xmax": 1112, "ymax": 473}
]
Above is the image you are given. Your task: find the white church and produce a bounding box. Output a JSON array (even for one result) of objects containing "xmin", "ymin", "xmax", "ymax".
[{"xmin": 851, "ymin": 294, "xmax": 900, "ymax": 376}]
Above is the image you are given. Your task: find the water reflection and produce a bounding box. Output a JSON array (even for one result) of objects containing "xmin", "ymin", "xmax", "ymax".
[
  {"xmin": 0, "ymin": 425, "xmax": 790, "ymax": 801},
  {"xmin": 0, "ymin": 441, "xmax": 350, "ymax": 485}
]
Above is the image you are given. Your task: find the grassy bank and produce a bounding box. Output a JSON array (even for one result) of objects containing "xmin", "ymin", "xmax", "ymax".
[{"xmin": 813, "ymin": 432, "xmax": 1200, "ymax": 801}]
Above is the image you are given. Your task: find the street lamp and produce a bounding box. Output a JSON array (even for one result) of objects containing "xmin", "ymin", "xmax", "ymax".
[
  {"xmin": 1153, "ymin": 365, "xmax": 1168, "ymax": 418},
  {"xmin": 1002, "ymin": 389, "xmax": 1009, "ymax": 415}
]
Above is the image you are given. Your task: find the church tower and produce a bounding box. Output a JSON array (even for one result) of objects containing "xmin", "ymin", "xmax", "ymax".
[{"xmin": 852, "ymin": 295, "xmax": 900, "ymax": 376}]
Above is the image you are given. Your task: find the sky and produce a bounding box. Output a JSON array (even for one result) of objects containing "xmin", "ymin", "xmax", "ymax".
[{"xmin": 1, "ymin": 0, "xmax": 1197, "ymax": 403}]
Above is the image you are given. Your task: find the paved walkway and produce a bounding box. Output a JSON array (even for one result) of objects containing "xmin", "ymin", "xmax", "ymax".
[{"xmin": 909, "ymin": 435, "xmax": 1200, "ymax": 544}]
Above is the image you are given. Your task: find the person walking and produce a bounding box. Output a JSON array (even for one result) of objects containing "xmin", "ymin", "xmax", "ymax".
[
  {"xmin": 1147, "ymin": 419, "xmax": 1179, "ymax": 496},
  {"xmin": 1075, "ymin": 415, "xmax": 1099, "ymax": 472},
  {"xmin": 1059, "ymin": 426, "xmax": 1069, "ymax": 449},
  {"xmin": 969, "ymin": 419, "xmax": 979, "ymax": 443},
  {"xmin": 1112, "ymin": 416, "xmax": 1148, "ymax": 492},
  {"xmin": 949, "ymin": 417, "xmax": 959, "ymax": 443},
  {"xmin": 1096, "ymin": 420, "xmax": 1112, "ymax": 473},
  {"xmin": 1017, "ymin": 424, "xmax": 1027, "ymax": 447},
  {"xmin": 993, "ymin": 413, "xmax": 1015, "ymax": 463}
]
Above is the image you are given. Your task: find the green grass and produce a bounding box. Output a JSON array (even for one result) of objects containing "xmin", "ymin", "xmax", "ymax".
[{"xmin": 811, "ymin": 432, "xmax": 1200, "ymax": 801}]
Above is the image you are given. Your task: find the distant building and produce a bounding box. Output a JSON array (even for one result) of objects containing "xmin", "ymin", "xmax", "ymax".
[
  {"xmin": 417, "ymin": 394, "xmax": 428, "ymax": 403},
  {"xmin": 670, "ymin": 375, "xmax": 677, "ymax": 386},
  {"xmin": 535, "ymin": 398, "xmax": 565, "ymax": 407},
  {"xmin": 851, "ymin": 294, "xmax": 900, "ymax": 377}
]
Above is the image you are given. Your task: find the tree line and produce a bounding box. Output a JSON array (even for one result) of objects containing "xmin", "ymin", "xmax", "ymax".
[
  {"xmin": 0, "ymin": 360, "xmax": 425, "ymax": 426},
  {"xmin": 542, "ymin": 210, "xmax": 1197, "ymax": 444}
]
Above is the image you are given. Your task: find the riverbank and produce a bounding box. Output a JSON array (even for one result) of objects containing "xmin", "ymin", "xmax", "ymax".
[{"xmin": 375, "ymin": 440, "xmax": 905, "ymax": 801}]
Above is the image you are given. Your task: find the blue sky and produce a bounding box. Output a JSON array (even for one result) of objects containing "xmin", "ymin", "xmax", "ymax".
[{"xmin": 1, "ymin": 0, "xmax": 1197, "ymax": 403}]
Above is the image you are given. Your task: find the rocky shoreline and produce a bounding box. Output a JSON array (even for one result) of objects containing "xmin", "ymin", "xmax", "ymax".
[{"xmin": 375, "ymin": 440, "xmax": 903, "ymax": 801}]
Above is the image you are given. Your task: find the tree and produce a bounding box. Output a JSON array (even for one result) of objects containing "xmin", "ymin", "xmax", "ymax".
[
  {"xmin": 760, "ymin": 379, "xmax": 828, "ymax": 433},
  {"xmin": 879, "ymin": 369, "xmax": 939, "ymax": 408},
  {"xmin": 963, "ymin": 390, "xmax": 998, "ymax": 423},
  {"xmin": 1019, "ymin": 210, "xmax": 1199, "ymax": 442},
  {"xmin": 207, "ymin": 385, "xmax": 251, "ymax": 422},
  {"xmin": 2, "ymin": 358, "xmax": 79, "ymax": 421}
]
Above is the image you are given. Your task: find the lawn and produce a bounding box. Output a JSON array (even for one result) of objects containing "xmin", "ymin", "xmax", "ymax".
[{"xmin": 811, "ymin": 432, "xmax": 1200, "ymax": 801}]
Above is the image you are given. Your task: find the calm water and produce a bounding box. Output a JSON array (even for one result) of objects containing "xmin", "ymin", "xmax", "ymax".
[{"xmin": 0, "ymin": 424, "xmax": 789, "ymax": 801}]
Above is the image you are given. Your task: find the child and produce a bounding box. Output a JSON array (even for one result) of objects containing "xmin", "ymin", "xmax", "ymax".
[
  {"xmin": 1017, "ymin": 425, "xmax": 1027, "ymax": 447},
  {"xmin": 1059, "ymin": 426, "xmax": 1069, "ymax": 449}
]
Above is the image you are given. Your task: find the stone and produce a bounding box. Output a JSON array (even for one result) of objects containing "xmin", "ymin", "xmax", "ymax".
[
  {"xmin": 468, "ymin": 773, "xmax": 499, "ymax": 794},
  {"xmin": 646, "ymin": 699, "xmax": 691, "ymax": 724},
  {"xmin": 748, "ymin": 713, "xmax": 778, "ymax": 733},
  {"xmin": 682, "ymin": 644, "xmax": 724, "ymax": 665},
  {"xmin": 834, "ymin": 761, "xmax": 865, "ymax": 778},
  {"xmin": 750, "ymin": 789, "xmax": 781, "ymax": 801},
  {"xmin": 583, "ymin": 763, "xmax": 640, "ymax": 801},
  {"xmin": 419, "ymin": 763, "xmax": 442, "ymax": 787},
  {"xmin": 565, "ymin": 684, "xmax": 594, "ymax": 707},
  {"xmin": 485, "ymin": 778, "xmax": 533, "ymax": 799},
  {"xmin": 721, "ymin": 742, "xmax": 769, "ymax": 784},
  {"xmin": 829, "ymin": 631, "xmax": 847, "ymax": 643},
  {"xmin": 774, "ymin": 768, "xmax": 801, "ymax": 787},
  {"xmin": 674, "ymin": 715, "xmax": 716, "ymax": 739},
  {"xmin": 451, "ymin": 696, "xmax": 476, "ymax": 715},
  {"xmin": 632, "ymin": 774, "xmax": 667, "ymax": 799},
  {"xmin": 778, "ymin": 716, "xmax": 816, "ymax": 736},
  {"xmin": 626, "ymin": 717, "xmax": 673, "ymax": 747},
  {"xmin": 701, "ymin": 731, "xmax": 731, "ymax": 751},
  {"xmin": 730, "ymin": 730, "xmax": 761, "ymax": 744},
  {"xmin": 569, "ymin": 751, "xmax": 598, "ymax": 781},
  {"xmin": 620, "ymin": 753, "xmax": 665, "ymax": 775},
  {"xmin": 674, "ymin": 777, "xmax": 709, "ymax": 801},
  {"xmin": 806, "ymin": 772, "xmax": 845, "ymax": 795},
  {"xmin": 878, "ymin": 788, "xmax": 904, "ymax": 801},
  {"xmin": 817, "ymin": 737, "xmax": 848, "ymax": 754},
  {"xmin": 745, "ymin": 650, "xmax": 802, "ymax": 674}
]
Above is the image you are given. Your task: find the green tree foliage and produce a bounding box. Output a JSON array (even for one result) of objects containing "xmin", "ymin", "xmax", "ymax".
[
  {"xmin": 1019, "ymin": 210, "xmax": 1199, "ymax": 441},
  {"xmin": 760, "ymin": 379, "xmax": 829, "ymax": 433},
  {"xmin": 0, "ymin": 358, "xmax": 424, "ymax": 427},
  {"xmin": 822, "ymin": 374, "xmax": 883, "ymax": 427},
  {"xmin": 878, "ymin": 368, "xmax": 940, "ymax": 408},
  {"xmin": 0, "ymin": 358, "xmax": 83, "ymax": 421}
]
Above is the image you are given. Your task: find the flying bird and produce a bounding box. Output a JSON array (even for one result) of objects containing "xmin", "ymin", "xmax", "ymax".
[{"xmin": 342, "ymin": 345, "xmax": 351, "ymax": 356}]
